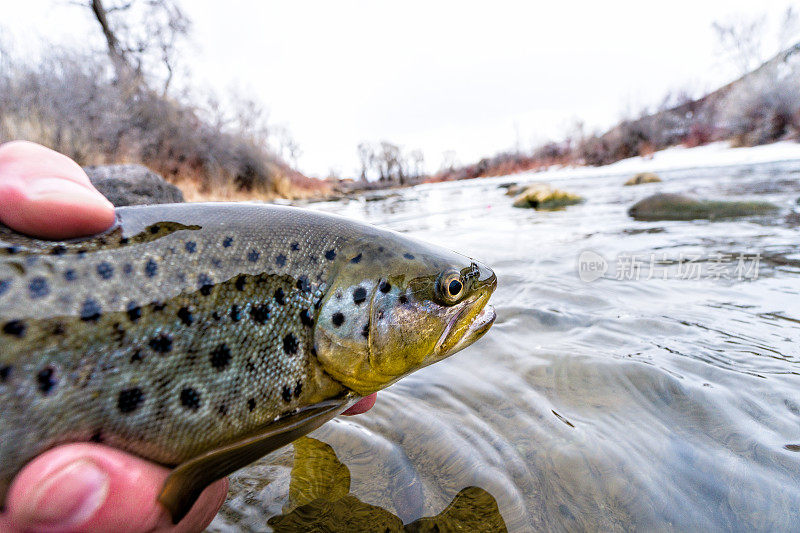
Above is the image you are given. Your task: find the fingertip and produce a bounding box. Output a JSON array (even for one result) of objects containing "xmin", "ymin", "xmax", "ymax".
[
  {"xmin": 0, "ymin": 141, "xmax": 115, "ymax": 239},
  {"xmin": 5, "ymin": 444, "xmax": 227, "ymax": 533}
]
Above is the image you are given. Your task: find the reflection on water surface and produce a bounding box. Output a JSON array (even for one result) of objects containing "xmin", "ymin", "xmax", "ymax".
[{"xmin": 211, "ymin": 161, "xmax": 800, "ymax": 532}]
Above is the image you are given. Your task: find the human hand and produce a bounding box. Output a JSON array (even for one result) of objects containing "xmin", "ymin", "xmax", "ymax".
[{"xmin": 0, "ymin": 141, "xmax": 227, "ymax": 532}]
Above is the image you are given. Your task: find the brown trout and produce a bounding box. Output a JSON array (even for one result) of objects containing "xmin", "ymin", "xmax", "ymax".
[{"xmin": 0, "ymin": 203, "xmax": 496, "ymax": 522}]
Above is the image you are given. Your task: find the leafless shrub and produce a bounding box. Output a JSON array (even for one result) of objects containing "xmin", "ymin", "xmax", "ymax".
[
  {"xmin": 719, "ymin": 63, "xmax": 800, "ymax": 145},
  {"xmin": 0, "ymin": 48, "xmax": 288, "ymax": 195}
]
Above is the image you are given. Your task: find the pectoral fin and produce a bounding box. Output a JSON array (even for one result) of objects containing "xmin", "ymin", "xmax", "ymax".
[{"xmin": 158, "ymin": 395, "xmax": 356, "ymax": 524}]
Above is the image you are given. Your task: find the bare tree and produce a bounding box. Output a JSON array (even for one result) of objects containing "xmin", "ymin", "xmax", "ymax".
[
  {"xmin": 779, "ymin": 7, "xmax": 800, "ymax": 51},
  {"xmin": 409, "ymin": 149, "xmax": 425, "ymax": 179},
  {"xmin": 356, "ymin": 142, "xmax": 374, "ymax": 181},
  {"xmin": 712, "ymin": 14, "xmax": 767, "ymax": 75},
  {"xmin": 80, "ymin": 0, "xmax": 191, "ymax": 94},
  {"xmin": 440, "ymin": 150, "xmax": 457, "ymax": 172}
]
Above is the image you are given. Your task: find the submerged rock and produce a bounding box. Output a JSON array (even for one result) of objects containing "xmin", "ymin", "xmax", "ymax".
[
  {"xmin": 628, "ymin": 193, "xmax": 779, "ymax": 221},
  {"xmin": 84, "ymin": 164, "xmax": 185, "ymax": 206},
  {"xmin": 511, "ymin": 183, "xmax": 583, "ymax": 209},
  {"xmin": 624, "ymin": 172, "xmax": 662, "ymax": 186}
]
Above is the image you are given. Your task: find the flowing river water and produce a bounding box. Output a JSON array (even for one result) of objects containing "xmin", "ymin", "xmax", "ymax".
[{"xmin": 210, "ymin": 160, "xmax": 800, "ymax": 532}]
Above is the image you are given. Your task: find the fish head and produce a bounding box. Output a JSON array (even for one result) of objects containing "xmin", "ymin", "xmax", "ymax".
[{"xmin": 314, "ymin": 232, "xmax": 497, "ymax": 396}]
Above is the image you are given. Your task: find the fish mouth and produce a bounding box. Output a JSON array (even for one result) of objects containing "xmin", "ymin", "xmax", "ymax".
[{"xmin": 435, "ymin": 279, "xmax": 497, "ymax": 358}]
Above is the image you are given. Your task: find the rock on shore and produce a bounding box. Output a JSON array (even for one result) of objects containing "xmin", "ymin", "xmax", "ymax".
[{"xmin": 84, "ymin": 164, "xmax": 185, "ymax": 206}]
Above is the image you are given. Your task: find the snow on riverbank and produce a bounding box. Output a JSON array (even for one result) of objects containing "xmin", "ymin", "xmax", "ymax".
[{"xmin": 508, "ymin": 141, "xmax": 800, "ymax": 183}]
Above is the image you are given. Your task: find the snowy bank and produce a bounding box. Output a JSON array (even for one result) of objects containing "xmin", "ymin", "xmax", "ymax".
[{"xmin": 507, "ymin": 141, "xmax": 800, "ymax": 183}]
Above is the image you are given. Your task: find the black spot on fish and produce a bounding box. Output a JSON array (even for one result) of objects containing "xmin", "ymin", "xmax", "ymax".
[
  {"xmin": 378, "ymin": 246, "xmax": 385, "ymax": 252},
  {"xmin": 248, "ymin": 249, "xmax": 260, "ymax": 262},
  {"xmin": 230, "ymin": 304, "xmax": 241, "ymax": 322},
  {"xmin": 5, "ymin": 245, "xmax": 19, "ymax": 254},
  {"xmin": 399, "ymin": 295, "xmax": 408, "ymax": 304},
  {"xmin": 403, "ymin": 253, "xmax": 415, "ymax": 260},
  {"xmin": 283, "ymin": 333, "xmax": 299, "ymax": 355},
  {"xmin": 120, "ymin": 237, "xmax": 129, "ymax": 245},
  {"xmin": 353, "ymin": 287, "xmax": 367, "ymax": 304},
  {"xmin": 350, "ymin": 253, "xmax": 362, "ymax": 264},
  {"xmin": 123, "ymin": 263, "xmax": 133, "ymax": 275},
  {"xmin": 80, "ymin": 298, "xmax": 102, "ymax": 322},
  {"xmin": 28, "ymin": 277, "xmax": 49, "ymax": 299},
  {"xmin": 149, "ymin": 225, "xmax": 160, "ymax": 234},
  {"xmin": 76, "ymin": 250, "xmax": 87, "ymax": 259},
  {"xmin": 210, "ymin": 344, "xmax": 232, "ymax": 370},
  {"xmin": 223, "ymin": 236, "xmax": 234, "ymax": 248},
  {"xmin": 335, "ymin": 292, "xmax": 342, "ymax": 300},
  {"xmin": 63, "ymin": 269, "xmax": 77, "ymax": 281},
  {"xmin": 247, "ymin": 398, "xmax": 256, "ymax": 412},
  {"xmin": 218, "ymin": 403, "xmax": 228, "ymax": 416},
  {"xmin": 211, "ymin": 258, "xmax": 222, "ymax": 268},
  {"xmin": 52, "ymin": 323, "xmax": 65, "ymax": 336},
  {"xmin": 130, "ymin": 350, "xmax": 143, "ymax": 363},
  {"xmin": 235, "ymin": 275, "xmax": 247, "ymax": 291},
  {"xmin": 177, "ymin": 307, "xmax": 193, "ymax": 326},
  {"xmin": 325, "ymin": 249, "xmax": 336, "ymax": 261},
  {"xmin": 2, "ymin": 320, "xmax": 25, "ymax": 337},
  {"xmin": 185, "ymin": 241, "xmax": 197, "ymax": 253},
  {"xmin": 212, "ymin": 311, "xmax": 220, "ymax": 321},
  {"xmin": 0, "ymin": 365, "xmax": 10, "ymax": 381},
  {"xmin": 379, "ymin": 280, "xmax": 391, "ymax": 293},
  {"xmin": 180, "ymin": 387, "xmax": 201, "ymax": 410},
  {"xmin": 149, "ymin": 334, "xmax": 173, "ymax": 353},
  {"xmin": 282, "ymin": 385, "xmax": 292, "ymax": 403},
  {"xmin": 296, "ymin": 275, "xmax": 310, "ymax": 292},
  {"xmin": 96, "ymin": 262, "xmax": 114, "ymax": 280},
  {"xmin": 51, "ymin": 245, "xmax": 67, "ymax": 256},
  {"xmin": 144, "ymin": 259, "xmax": 158, "ymax": 278},
  {"xmin": 152, "ymin": 301, "xmax": 166, "ymax": 312},
  {"xmin": 89, "ymin": 431, "xmax": 104, "ymax": 443},
  {"xmin": 126, "ymin": 303, "xmax": 142, "ymax": 322},
  {"xmin": 250, "ymin": 303, "xmax": 270, "ymax": 324},
  {"xmin": 118, "ymin": 388, "xmax": 144, "ymax": 413},
  {"xmin": 361, "ymin": 323, "xmax": 370, "ymax": 338},
  {"xmin": 300, "ymin": 309, "xmax": 314, "ymax": 327},
  {"xmin": 198, "ymin": 274, "xmax": 213, "ymax": 295},
  {"xmin": 274, "ymin": 288, "xmax": 285, "ymax": 305},
  {"xmin": 276, "ymin": 254, "xmax": 287, "ymax": 267},
  {"xmin": 246, "ymin": 359, "xmax": 256, "ymax": 373},
  {"xmin": 37, "ymin": 367, "xmax": 57, "ymax": 395},
  {"xmin": 294, "ymin": 380, "xmax": 302, "ymax": 398},
  {"xmin": 291, "ymin": 242, "xmax": 300, "ymax": 251},
  {"xmin": 332, "ymin": 312, "xmax": 344, "ymax": 327}
]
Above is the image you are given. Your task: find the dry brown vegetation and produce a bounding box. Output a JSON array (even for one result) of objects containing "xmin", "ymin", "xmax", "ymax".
[{"xmin": 0, "ymin": 0, "xmax": 329, "ymax": 201}]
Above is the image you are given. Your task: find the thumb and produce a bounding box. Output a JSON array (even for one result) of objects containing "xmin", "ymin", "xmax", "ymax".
[
  {"xmin": 1, "ymin": 443, "xmax": 227, "ymax": 533},
  {"xmin": 0, "ymin": 141, "xmax": 115, "ymax": 239}
]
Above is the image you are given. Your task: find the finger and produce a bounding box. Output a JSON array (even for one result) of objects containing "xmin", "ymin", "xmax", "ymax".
[
  {"xmin": 1, "ymin": 443, "xmax": 228, "ymax": 533},
  {"xmin": 0, "ymin": 141, "xmax": 115, "ymax": 239}
]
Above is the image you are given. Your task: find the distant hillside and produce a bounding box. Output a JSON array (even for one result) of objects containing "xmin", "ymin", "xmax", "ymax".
[{"xmin": 431, "ymin": 42, "xmax": 800, "ymax": 182}]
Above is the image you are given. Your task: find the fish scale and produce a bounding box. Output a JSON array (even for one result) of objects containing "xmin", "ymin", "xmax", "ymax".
[{"xmin": 0, "ymin": 203, "xmax": 497, "ymax": 522}]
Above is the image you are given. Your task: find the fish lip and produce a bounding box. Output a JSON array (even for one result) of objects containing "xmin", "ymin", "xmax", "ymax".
[{"xmin": 436, "ymin": 289, "xmax": 496, "ymax": 357}]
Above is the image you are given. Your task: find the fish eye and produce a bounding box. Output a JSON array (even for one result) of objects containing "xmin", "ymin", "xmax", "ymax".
[{"xmin": 437, "ymin": 270, "xmax": 465, "ymax": 304}]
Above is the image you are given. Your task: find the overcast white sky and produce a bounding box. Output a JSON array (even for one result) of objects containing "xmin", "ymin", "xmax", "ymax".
[{"xmin": 2, "ymin": 1, "xmax": 797, "ymax": 177}]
